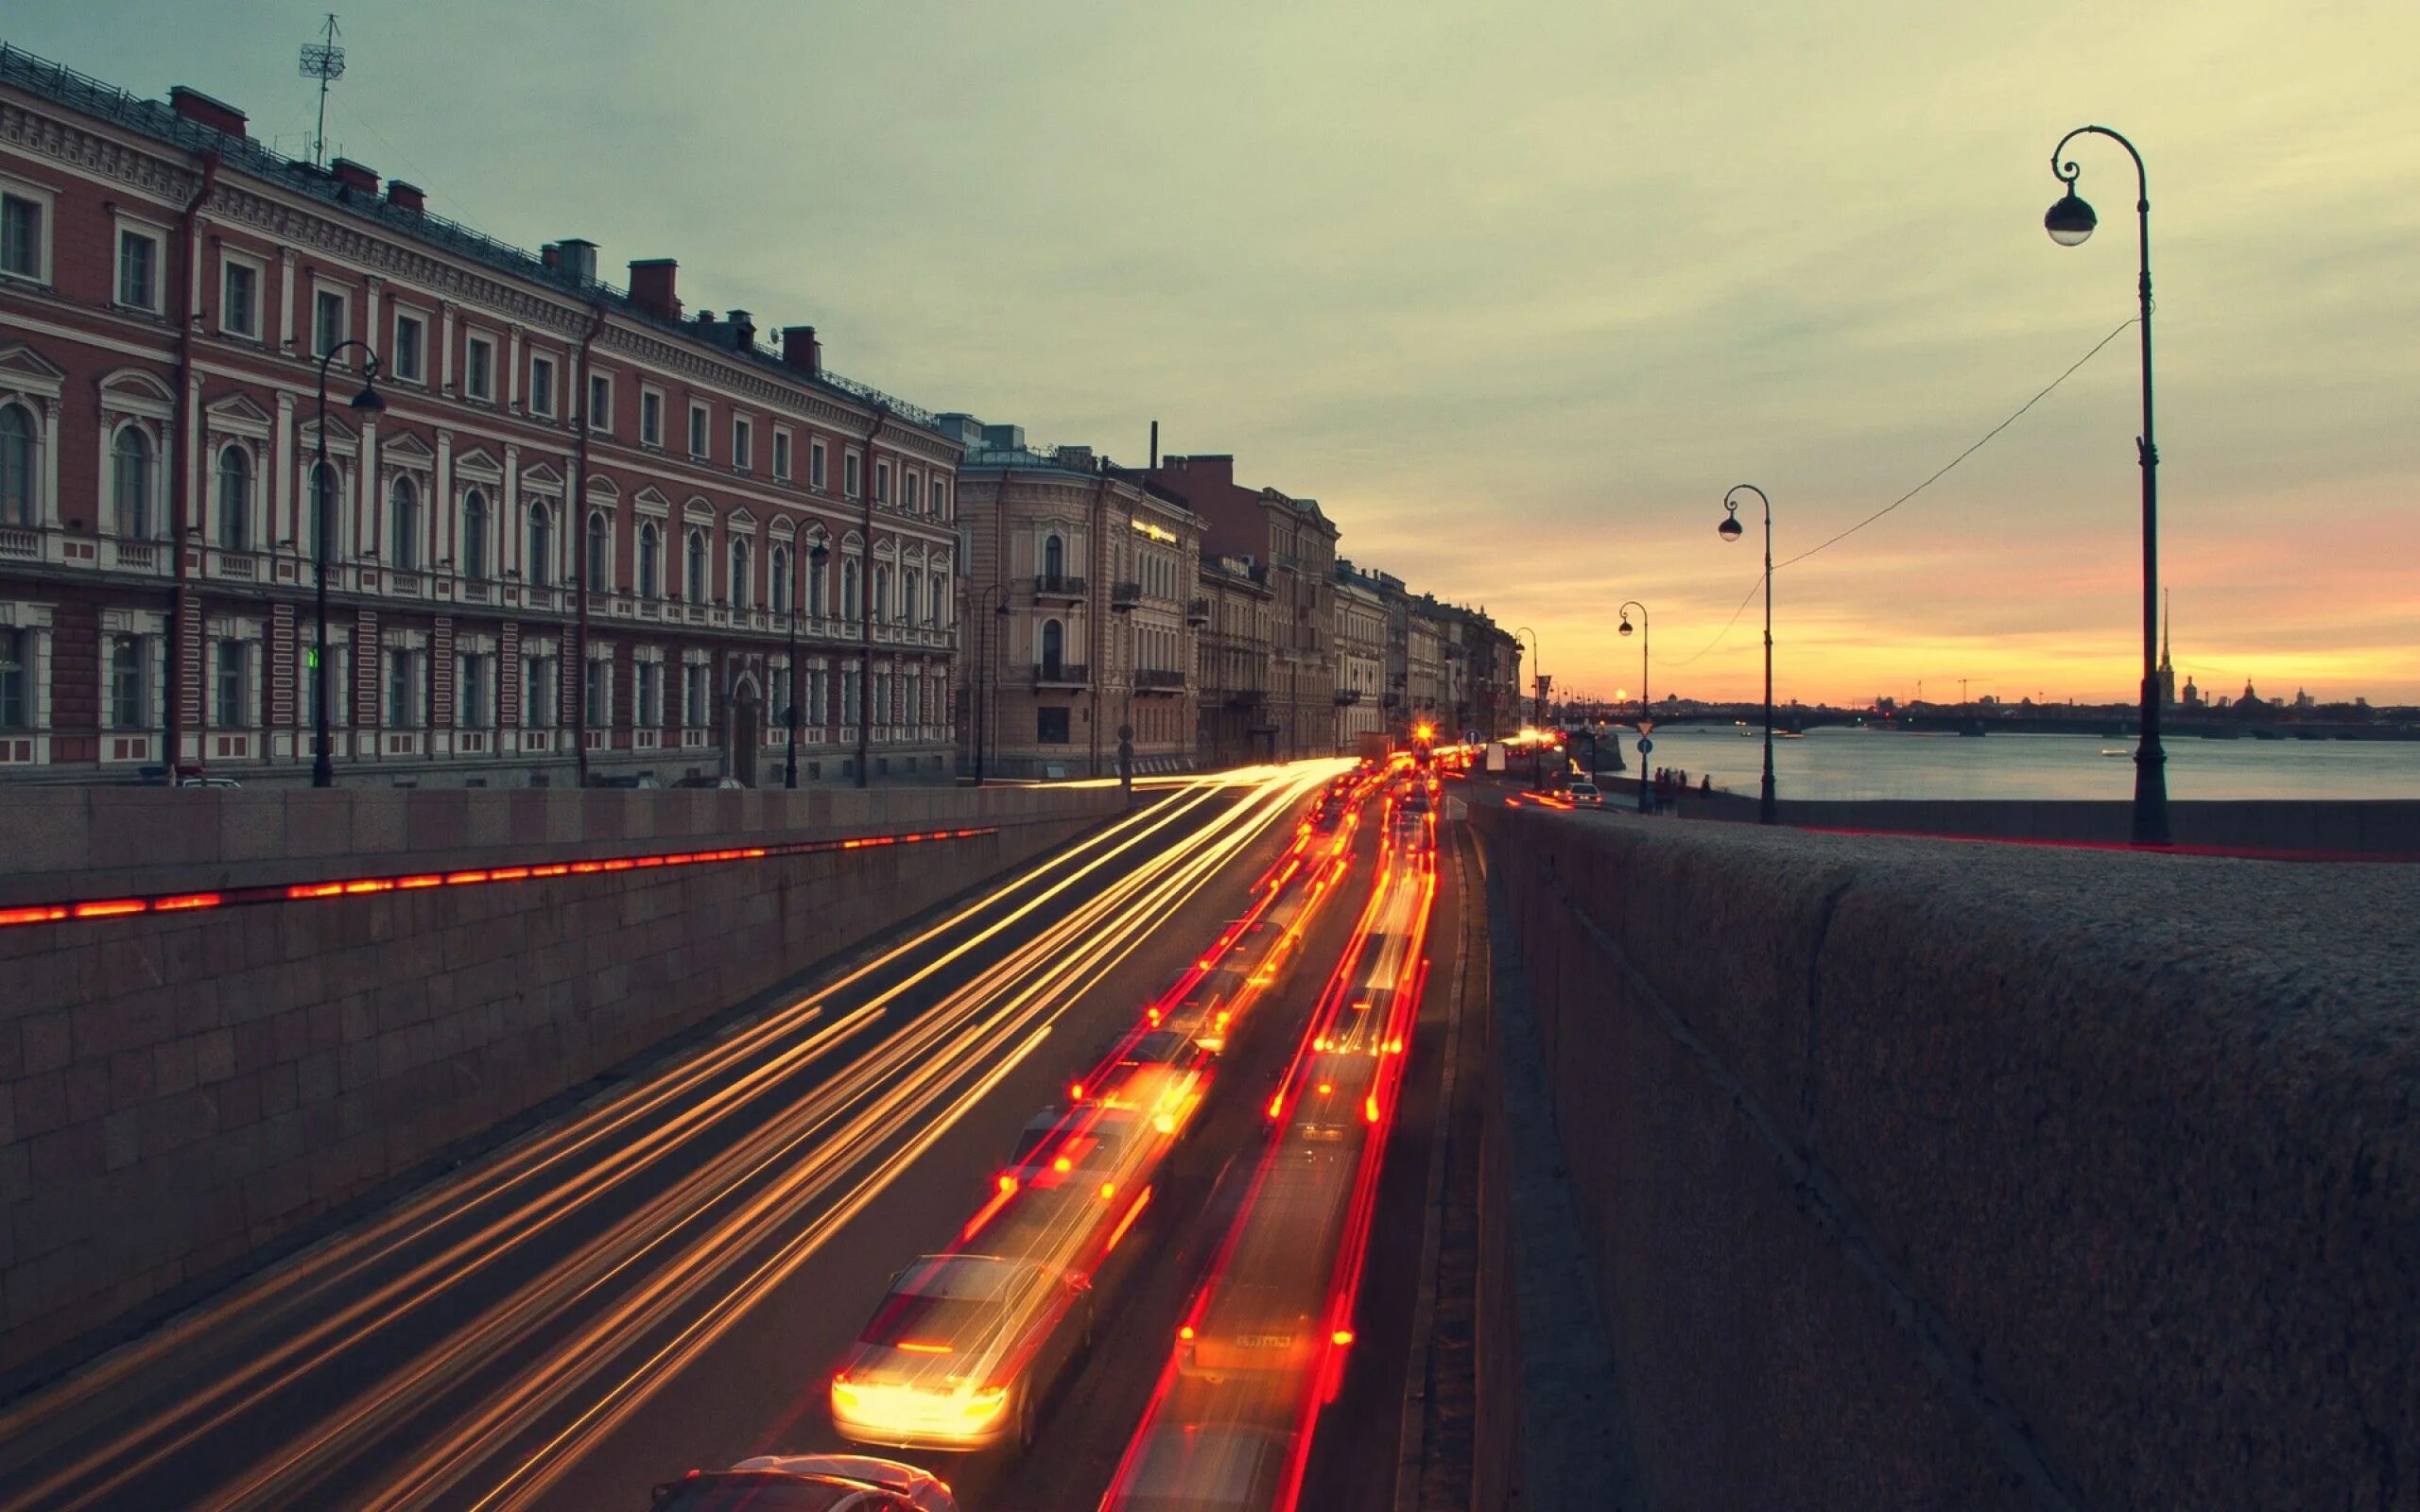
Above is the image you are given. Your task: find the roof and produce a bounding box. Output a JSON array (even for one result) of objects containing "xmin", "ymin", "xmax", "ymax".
[{"xmin": 0, "ymin": 43, "xmax": 958, "ymax": 443}]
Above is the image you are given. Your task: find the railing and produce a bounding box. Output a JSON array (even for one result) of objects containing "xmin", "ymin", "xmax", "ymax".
[
  {"xmin": 1136, "ymin": 669, "xmax": 1186, "ymax": 691},
  {"xmin": 1033, "ymin": 574, "xmax": 1087, "ymax": 598},
  {"xmin": 1034, "ymin": 662, "xmax": 1090, "ymax": 686},
  {"xmin": 208, "ymin": 548, "xmax": 257, "ymax": 580},
  {"xmin": 1186, "ymin": 597, "xmax": 1210, "ymax": 624},
  {"xmin": 1111, "ymin": 580, "xmax": 1143, "ymax": 607},
  {"xmin": 463, "ymin": 579, "xmax": 493, "ymax": 604},
  {"xmin": 108, "ymin": 540, "xmax": 160, "ymax": 573}
]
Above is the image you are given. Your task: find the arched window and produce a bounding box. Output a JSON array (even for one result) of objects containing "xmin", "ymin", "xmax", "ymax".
[
  {"xmin": 1043, "ymin": 533, "xmax": 1064, "ymax": 580},
  {"xmin": 308, "ymin": 461, "xmax": 338, "ymax": 558},
  {"xmin": 806, "ymin": 541, "xmax": 828, "ymax": 616},
  {"xmin": 462, "ymin": 490, "xmax": 490, "ymax": 580},
  {"xmin": 903, "ymin": 569, "xmax": 921, "ymax": 627},
  {"xmin": 586, "ymin": 511, "xmax": 611, "ymax": 592},
  {"xmin": 527, "ymin": 503, "xmax": 554, "ymax": 587},
  {"xmin": 1041, "ymin": 618, "xmax": 1064, "ymax": 679},
  {"xmin": 928, "ymin": 575, "xmax": 945, "ymax": 626},
  {"xmin": 389, "ymin": 475, "xmax": 419, "ymax": 570},
  {"xmin": 637, "ymin": 522, "xmax": 660, "ymax": 598},
  {"xmin": 1, "ymin": 404, "xmax": 38, "ymax": 526},
  {"xmin": 873, "ymin": 564, "xmax": 890, "ymax": 624},
  {"xmin": 112, "ymin": 426, "xmax": 152, "ymax": 539},
  {"xmin": 730, "ymin": 537, "xmax": 752, "ymax": 609},
  {"xmin": 841, "ymin": 558, "xmax": 861, "ymax": 621},
  {"xmin": 685, "ymin": 529, "xmax": 707, "ymax": 600},
  {"xmin": 769, "ymin": 545, "xmax": 791, "ymax": 613},
  {"xmin": 216, "ymin": 446, "xmax": 251, "ymax": 550}
]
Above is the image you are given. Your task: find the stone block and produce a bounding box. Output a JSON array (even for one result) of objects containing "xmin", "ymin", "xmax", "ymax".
[
  {"xmin": 346, "ymin": 792, "xmax": 410, "ymax": 856},
  {"xmin": 218, "ymin": 794, "xmax": 290, "ymax": 864},
  {"xmin": 21, "ymin": 1011, "xmax": 71, "ymax": 1075},
  {"xmin": 194, "ymin": 1028, "xmax": 236, "ymax": 1086},
  {"xmin": 88, "ymin": 790, "xmax": 220, "ymax": 871},
  {"xmin": 0, "ymin": 791, "xmax": 90, "ymax": 890}
]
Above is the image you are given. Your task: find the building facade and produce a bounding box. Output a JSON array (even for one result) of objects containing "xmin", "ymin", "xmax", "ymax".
[
  {"xmin": 1331, "ymin": 565, "xmax": 1386, "ymax": 749},
  {"xmin": 1195, "ymin": 554, "xmax": 1275, "ymax": 765},
  {"xmin": 950, "ymin": 422, "xmax": 1201, "ymax": 779},
  {"xmin": 1149, "ymin": 454, "xmax": 1336, "ymax": 764},
  {"xmin": 0, "ymin": 48, "xmax": 960, "ymax": 788}
]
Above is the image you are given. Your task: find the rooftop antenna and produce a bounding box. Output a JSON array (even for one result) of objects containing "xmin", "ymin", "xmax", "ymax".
[{"xmin": 298, "ymin": 13, "xmax": 345, "ymax": 170}]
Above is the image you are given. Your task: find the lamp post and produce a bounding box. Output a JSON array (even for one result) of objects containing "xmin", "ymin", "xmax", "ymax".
[
  {"xmin": 1618, "ymin": 601, "xmax": 1650, "ymax": 814},
  {"xmin": 971, "ymin": 582, "xmax": 1011, "ymax": 784},
  {"xmin": 1111, "ymin": 598, "xmax": 1136, "ymax": 799},
  {"xmin": 1718, "ymin": 484, "xmax": 1776, "ymax": 823},
  {"xmin": 1512, "ymin": 625, "xmax": 1543, "ymax": 786},
  {"xmin": 310, "ymin": 340, "xmax": 385, "ymax": 788},
  {"xmin": 2047, "ymin": 125, "xmax": 2169, "ymax": 847},
  {"xmin": 785, "ymin": 541, "xmax": 826, "ymax": 789}
]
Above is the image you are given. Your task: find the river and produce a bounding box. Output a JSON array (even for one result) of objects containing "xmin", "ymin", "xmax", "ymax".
[{"xmin": 1581, "ymin": 725, "xmax": 2420, "ymax": 801}]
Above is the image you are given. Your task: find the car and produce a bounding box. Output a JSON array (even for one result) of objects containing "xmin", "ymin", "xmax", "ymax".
[
  {"xmin": 674, "ymin": 774, "xmax": 748, "ymax": 789},
  {"xmin": 1566, "ymin": 782, "xmax": 1602, "ymax": 805},
  {"xmin": 651, "ymin": 1454, "xmax": 958, "ymax": 1511},
  {"xmin": 1007, "ymin": 1105, "xmax": 1150, "ymax": 1188},
  {"xmin": 831, "ymin": 1254, "xmax": 1093, "ymax": 1452},
  {"xmin": 1098, "ymin": 1422, "xmax": 1294, "ymax": 1510}
]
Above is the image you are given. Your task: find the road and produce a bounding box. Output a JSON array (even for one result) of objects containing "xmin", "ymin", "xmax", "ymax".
[{"xmin": 0, "ymin": 759, "xmax": 1473, "ymax": 1512}]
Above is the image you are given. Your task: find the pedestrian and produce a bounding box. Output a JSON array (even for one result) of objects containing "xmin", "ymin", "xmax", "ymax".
[{"xmin": 1700, "ymin": 772, "xmax": 1713, "ymax": 796}]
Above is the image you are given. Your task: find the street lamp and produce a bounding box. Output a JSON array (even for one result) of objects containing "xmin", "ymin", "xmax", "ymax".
[
  {"xmin": 971, "ymin": 582, "xmax": 1011, "ymax": 784},
  {"xmin": 785, "ymin": 541, "xmax": 827, "ymax": 789},
  {"xmin": 1512, "ymin": 625, "xmax": 1544, "ymax": 786},
  {"xmin": 1718, "ymin": 485, "xmax": 1776, "ymax": 823},
  {"xmin": 2047, "ymin": 124, "xmax": 2169, "ymax": 846},
  {"xmin": 1111, "ymin": 598, "xmax": 1136, "ymax": 798},
  {"xmin": 1617, "ymin": 601, "xmax": 1650, "ymax": 814},
  {"xmin": 310, "ymin": 340, "xmax": 385, "ymax": 788}
]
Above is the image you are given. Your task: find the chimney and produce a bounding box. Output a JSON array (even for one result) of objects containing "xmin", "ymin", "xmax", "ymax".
[
  {"xmin": 780, "ymin": 325, "xmax": 822, "ymax": 376},
  {"xmin": 542, "ymin": 243, "xmax": 562, "ymax": 269},
  {"xmin": 728, "ymin": 310, "xmax": 756, "ymax": 350},
  {"xmin": 384, "ymin": 180, "xmax": 426, "ymax": 214},
  {"xmin": 169, "ymin": 86, "xmax": 248, "ymax": 138},
  {"xmin": 628, "ymin": 259, "xmax": 681, "ymax": 320},
  {"xmin": 556, "ymin": 238, "xmax": 598, "ymax": 284},
  {"xmin": 329, "ymin": 158, "xmax": 379, "ymax": 197}
]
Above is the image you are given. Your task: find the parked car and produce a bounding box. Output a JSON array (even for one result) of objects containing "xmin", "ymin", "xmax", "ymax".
[
  {"xmin": 830, "ymin": 1254, "xmax": 1092, "ymax": 1452},
  {"xmin": 650, "ymin": 1454, "xmax": 957, "ymax": 1511}
]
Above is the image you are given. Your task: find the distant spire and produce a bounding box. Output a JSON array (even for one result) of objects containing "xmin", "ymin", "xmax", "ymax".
[{"xmin": 2160, "ymin": 588, "xmax": 2171, "ymax": 669}]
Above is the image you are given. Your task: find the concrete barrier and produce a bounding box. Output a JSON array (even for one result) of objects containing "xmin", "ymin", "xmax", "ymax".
[
  {"xmin": 1468, "ymin": 802, "xmax": 2420, "ymax": 1510},
  {"xmin": 0, "ymin": 783, "xmax": 1121, "ymax": 1384}
]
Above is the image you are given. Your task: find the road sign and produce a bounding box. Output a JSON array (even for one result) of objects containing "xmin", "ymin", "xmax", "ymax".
[{"xmin": 1637, "ymin": 736, "xmax": 1653, "ymax": 755}]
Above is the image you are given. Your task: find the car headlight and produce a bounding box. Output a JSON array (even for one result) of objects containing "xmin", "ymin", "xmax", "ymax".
[
  {"xmin": 831, "ymin": 1379, "xmax": 861, "ymax": 1409},
  {"xmin": 959, "ymin": 1385, "xmax": 1009, "ymax": 1420}
]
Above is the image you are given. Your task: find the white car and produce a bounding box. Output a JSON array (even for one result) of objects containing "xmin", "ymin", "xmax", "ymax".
[
  {"xmin": 650, "ymin": 1453, "xmax": 957, "ymax": 1510},
  {"xmin": 1566, "ymin": 782, "xmax": 1602, "ymax": 805}
]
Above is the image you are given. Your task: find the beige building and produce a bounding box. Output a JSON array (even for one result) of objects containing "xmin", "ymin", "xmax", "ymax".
[
  {"xmin": 1333, "ymin": 566, "xmax": 1388, "ymax": 749},
  {"xmin": 949, "ymin": 422, "xmax": 1201, "ymax": 778}
]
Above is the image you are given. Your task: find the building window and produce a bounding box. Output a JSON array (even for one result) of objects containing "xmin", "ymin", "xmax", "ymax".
[
  {"xmin": 109, "ymin": 635, "xmax": 147, "ymax": 729},
  {"xmin": 465, "ymin": 335, "xmax": 495, "ymax": 400},
  {"xmin": 770, "ymin": 545, "xmax": 791, "ymax": 613},
  {"xmin": 733, "ymin": 416, "xmax": 752, "ymax": 471},
  {"xmin": 904, "ymin": 473, "xmax": 921, "ymax": 513},
  {"xmin": 683, "ymin": 662, "xmax": 708, "ymax": 727},
  {"xmin": 873, "ymin": 670, "xmax": 890, "ymax": 728},
  {"xmin": 931, "ymin": 480, "xmax": 947, "ymax": 520},
  {"xmin": 637, "ymin": 522, "xmax": 661, "ymax": 598},
  {"xmin": 841, "ymin": 558, "xmax": 861, "ymax": 621},
  {"xmin": 212, "ymin": 640, "xmax": 246, "ymax": 729},
  {"xmin": 731, "ymin": 538, "xmax": 752, "ymax": 609},
  {"xmin": 872, "ymin": 565, "xmax": 890, "ymax": 625},
  {"xmin": 640, "ymin": 388, "xmax": 664, "ymax": 446},
  {"xmin": 685, "ymin": 529, "xmax": 708, "ymax": 600},
  {"xmin": 220, "ymin": 259, "xmax": 259, "ymax": 338},
  {"xmin": 584, "ymin": 512, "xmax": 611, "ymax": 592},
  {"xmin": 117, "ymin": 227, "xmax": 161, "ymax": 311},
  {"xmin": 216, "ymin": 446, "xmax": 251, "ymax": 550},
  {"xmin": 1037, "ymin": 706, "xmax": 1070, "ymax": 744},
  {"xmin": 0, "ymin": 627, "xmax": 27, "ymax": 728},
  {"xmin": 461, "ymin": 490, "xmax": 490, "ymax": 579},
  {"xmin": 806, "ymin": 545, "xmax": 828, "ymax": 616},
  {"xmin": 386, "ymin": 647, "xmax": 419, "ymax": 728},
  {"xmin": 810, "ymin": 440, "xmax": 827, "ymax": 490},
  {"xmin": 1041, "ymin": 618, "xmax": 1065, "ymax": 679},
  {"xmin": 844, "ymin": 453, "xmax": 861, "ymax": 498},
  {"xmin": 630, "ymin": 659, "xmax": 657, "ymax": 726},
  {"xmin": 458, "ymin": 652, "xmax": 493, "ymax": 729},
  {"xmin": 313, "ymin": 287, "xmax": 348, "ymax": 358},
  {"xmin": 1, "ymin": 189, "xmax": 47, "ymax": 282},
  {"xmin": 389, "ymin": 475, "xmax": 419, "ymax": 570},
  {"xmin": 524, "ymin": 654, "xmax": 558, "ymax": 728},
  {"xmin": 392, "ymin": 311, "xmax": 425, "ymax": 381},
  {"xmin": 903, "ymin": 569, "xmax": 921, "ymax": 626},
  {"xmin": 772, "ymin": 430, "xmax": 791, "ymax": 480},
  {"xmin": 688, "ymin": 403, "xmax": 710, "ymax": 459},
  {"xmin": 587, "ymin": 372, "xmax": 611, "ymax": 432},
  {"xmin": 527, "ymin": 503, "xmax": 554, "ymax": 587},
  {"xmin": 112, "ymin": 427, "xmax": 153, "ymax": 539},
  {"xmin": 307, "ymin": 461, "xmax": 337, "ymax": 558},
  {"xmin": 1043, "ymin": 533, "xmax": 1065, "ymax": 580},
  {"xmin": 1, "ymin": 403, "xmax": 39, "ymax": 525},
  {"xmin": 582, "ymin": 658, "xmax": 610, "ymax": 728},
  {"xmin": 528, "ymin": 353, "xmax": 557, "ymax": 417},
  {"xmin": 874, "ymin": 462, "xmax": 890, "ymax": 504}
]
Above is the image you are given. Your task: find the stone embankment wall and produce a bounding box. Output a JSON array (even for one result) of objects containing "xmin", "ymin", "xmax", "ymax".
[
  {"xmin": 1469, "ymin": 802, "xmax": 2420, "ymax": 1510},
  {"xmin": 0, "ymin": 784, "xmax": 1119, "ymax": 1383}
]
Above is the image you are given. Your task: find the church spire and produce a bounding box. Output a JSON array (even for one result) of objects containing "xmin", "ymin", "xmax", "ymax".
[{"xmin": 2156, "ymin": 590, "xmax": 2177, "ymax": 708}]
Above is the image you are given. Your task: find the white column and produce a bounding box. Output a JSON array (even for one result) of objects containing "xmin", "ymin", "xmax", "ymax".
[
  {"xmin": 435, "ymin": 429, "xmax": 454, "ymax": 571},
  {"xmin": 40, "ymin": 401, "xmax": 60, "ymax": 529},
  {"xmin": 272, "ymin": 392, "xmax": 294, "ymax": 550},
  {"xmin": 440, "ymin": 301, "xmax": 458, "ymax": 393},
  {"xmin": 501, "ymin": 444, "xmax": 521, "ymax": 577},
  {"xmin": 358, "ymin": 419, "xmax": 380, "ymax": 565},
  {"xmin": 506, "ymin": 327, "xmax": 522, "ymax": 409}
]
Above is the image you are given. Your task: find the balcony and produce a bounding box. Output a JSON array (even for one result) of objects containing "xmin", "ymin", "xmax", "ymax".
[
  {"xmin": 1136, "ymin": 668, "xmax": 1186, "ymax": 693},
  {"xmin": 1186, "ymin": 597, "xmax": 1210, "ymax": 627},
  {"xmin": 1034, "ymin": 662, "xmax": 1089, "ymax": 688},
  {"xmin": 1033, "ymin": 574, "xmax": 1087, "ymax": 602},
  {"xmin": 1111, "ymin": 580, "xmax": 1143, "ymax": 610},
  {"xmin": 1335, "ymin": 688, "xmax": 1362, "ymax": 705},
  {"xmin": 1226, "ymin": 688, "xmax": 1266, "ymax": 709}
]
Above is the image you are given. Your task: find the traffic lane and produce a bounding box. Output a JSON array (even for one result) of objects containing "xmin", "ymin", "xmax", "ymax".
[
  {"xmin": 0, "ymin": 786, "xmax": 1253, "ymax": 1512},
  {"xmin": 518, "ymin": 789, "xmax": 1319, "ymax": 1512},
  {"xmin": 983, "ymin": 803, "xmax": 1391, "ymax": 1511},
  {"xmin": 1297, "ymin": 819, "xmax": 1467, "ymax": 1512}
]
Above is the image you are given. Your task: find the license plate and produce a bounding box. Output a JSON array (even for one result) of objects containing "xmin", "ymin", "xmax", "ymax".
[{"xmin": 1236, "ymin": 1334, "xmax": 1294, "ymax": 1349}]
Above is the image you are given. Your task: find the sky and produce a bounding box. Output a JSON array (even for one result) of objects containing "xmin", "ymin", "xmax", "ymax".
[{"xmin": 11, "ymin": 0, "xmax": 2416, "ymax": 705}]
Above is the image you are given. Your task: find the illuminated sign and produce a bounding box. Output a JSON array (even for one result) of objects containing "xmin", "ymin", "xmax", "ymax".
[{"xmin": 1130, "ymin": 519, "xmax": 1178, "ymax": 544}]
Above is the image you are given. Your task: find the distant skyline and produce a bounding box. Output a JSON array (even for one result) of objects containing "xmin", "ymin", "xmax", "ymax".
[{"xmin": 9, "ymin": 0, "xmax": 2414, "ymax": 703}]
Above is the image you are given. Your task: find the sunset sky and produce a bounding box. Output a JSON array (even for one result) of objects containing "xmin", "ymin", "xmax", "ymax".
[{"xmin": 13, "ymin": 0, "xmax": 2414, "ymax": 704}]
